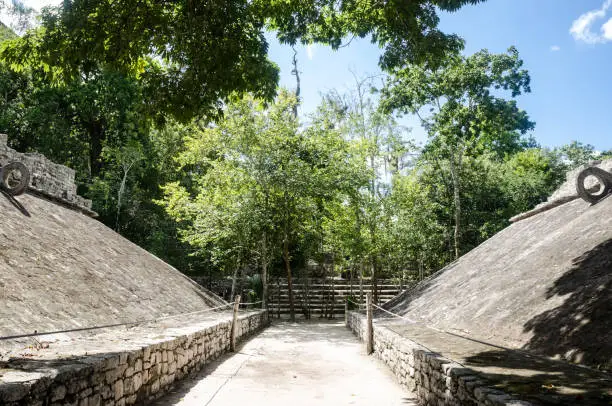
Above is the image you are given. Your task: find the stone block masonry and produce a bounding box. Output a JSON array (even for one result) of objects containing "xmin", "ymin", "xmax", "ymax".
[
  {"xmin": 0, "ymin": 133, "xmax": 95, "ymax": 216},
  {"xmin": 0, "ymin": 311, "xmax": 268, "ymax": 406},
  {"xmin": 346, "ymin": 311, "xmax": 532, "ymax": 406}
]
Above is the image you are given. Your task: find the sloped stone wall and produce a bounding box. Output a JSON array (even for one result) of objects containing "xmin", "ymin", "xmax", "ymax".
[
  {"xmin": 346, "ymin": 311, "xmax": 531, "ymax": 406},
  {"xmin": 0, "ymin": 311, "xmax": 268, "ymax": 406}
]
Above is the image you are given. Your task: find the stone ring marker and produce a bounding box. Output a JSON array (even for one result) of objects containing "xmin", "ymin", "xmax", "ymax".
[
  {"xmin": 576, "ymin": 166, "xmax": 612, "ymax": 204},
  {"xmin": 0, "ymin": 161, "xmax": 30, "ymax": 196}
]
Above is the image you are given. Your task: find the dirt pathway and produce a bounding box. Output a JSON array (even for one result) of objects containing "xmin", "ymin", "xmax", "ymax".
[{"xmin": 154, "ymin": 320, "xmax": 415, "ymax": 405}]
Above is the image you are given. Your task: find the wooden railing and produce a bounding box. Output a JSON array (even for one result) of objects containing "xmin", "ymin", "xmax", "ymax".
[{"xmin": 267, "ymin": 278, "xmax": 413, "ymax": 318}]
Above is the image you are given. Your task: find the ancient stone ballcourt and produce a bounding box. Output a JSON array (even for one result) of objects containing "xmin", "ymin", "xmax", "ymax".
[{"xmin": 0, "ymin": 136, "xmax": 611, "ymax": 406}]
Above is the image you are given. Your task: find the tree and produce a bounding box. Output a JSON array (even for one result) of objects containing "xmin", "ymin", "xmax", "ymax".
[
  {"xmin": 160, "ymin": 91, "xmax": 359, "ymax": 318},
  {"xmin": 102, "ymin": 141, "xmax": 145, "ymax": 231},
  {"xmin": 556, "ymin": 140, "xmax": 598, "ymax": 169},
  {"xmin": 260, "ymin": 0, "xmax": 485, "ymax": 69},
  {"xmin": 0, "ymin": 2, "xmax": 35, "ymax": 34},
  {"xmin": 309, "ymin": 77, "xmax": 415, "ymax": 303},
  {"xmin": 0, "ymin": 0, "xmax": 486, "ymax": 122},
  {"xmin": 0, "ymin": 22, "xmax": 16, "ymax": 42},
  {"xmin": 382, "ymin": 47, "xmax": 534, "ymax": 258}
]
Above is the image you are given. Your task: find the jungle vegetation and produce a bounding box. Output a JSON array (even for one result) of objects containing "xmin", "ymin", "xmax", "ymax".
[{"xmin": 0, "ymin": 0, "xmax": 609, "ymax": 319}]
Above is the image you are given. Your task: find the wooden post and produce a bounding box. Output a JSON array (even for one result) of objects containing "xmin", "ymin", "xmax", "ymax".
[
  {"xmin": 231, "ymin": 295, "xmax": 241, "ymax": 352},
  {"xmin": 366, "ymin": 292, "xmax": 373, "ymax": 355},
  {"xmin": 344, "ymin": 296, "xmax": 349, "ymax": 327},
  {"xmin": 277, "ymin": 279, "xmax": 281, "ymax": 319}
]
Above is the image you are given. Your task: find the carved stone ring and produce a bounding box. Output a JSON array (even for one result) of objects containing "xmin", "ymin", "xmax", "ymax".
[
  {"xmin": 0, "ymin": 161, "xmax": 30, "ymax": 196},
  {"xmin": 576, "ymin": 166, "xmax": 612, "ymax": 204}
]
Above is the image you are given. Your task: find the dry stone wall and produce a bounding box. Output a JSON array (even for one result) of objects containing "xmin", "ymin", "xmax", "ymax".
[
  {"xmin": 0, "ymin": 311, "xmax": 268, "ymax": 406},
  {"xmin": 346, "ymin": 311, "xmax": 532, "ymax": 406},
  {"xmin": 0, "ymin": 133, "xmax": 94, "ymax": 215}
]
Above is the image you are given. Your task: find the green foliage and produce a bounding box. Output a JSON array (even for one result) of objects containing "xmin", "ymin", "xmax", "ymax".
[
  {"xmin": 0, "ymin": 22, "xmax": 16, "ymax": 43},
  {"xmin": 555, "ymin": 140, "xmax": 598, "ymax": 169},
  {"xmin": 159, "ymin": 91, "xmax": 366, "ymax": 283},
  {"xmin": 247, "ymin": 274, "xmax": 264, "ymax": 304},
  {"xmin": 0, "ymin": 0, "xmax": 588, "ymax": 301},
  {"xmin": 381, "ymin": 47, "xmax": 534, "ymax": 258},
  {"xmin": 382, "ymin": 47, "xmax": 534, "ymax": 147},
  {"xmin": 0, "ymin": 0, "xmax": 486, "ymax": 122},
  {"xmin": 259, "ymin": 0, "xmax": 485, "ymax": 69}
]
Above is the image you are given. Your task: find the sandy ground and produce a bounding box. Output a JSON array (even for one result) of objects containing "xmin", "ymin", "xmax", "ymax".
[{"xmin": 153, "ymin": 320, "xmax": 416, "ymax": 406}]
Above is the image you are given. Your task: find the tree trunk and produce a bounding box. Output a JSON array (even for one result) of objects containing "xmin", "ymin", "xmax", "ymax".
[
  {"xmin": 261, "ymin": 231, "xmax": 268, "ymax": 309},
  {"xmin": 304, "ymin": 269, "xmax": 310, "ymax": 319},
  {"xmin": 419, "ymin": 253, "xmax": 424, "ymax": 281},
  {"xmin": 321, "ymin": 261, "xmax": 328, "ymax": 319},
  {"xmin": 276, "ymin": 278, "xmax": 281, "ymax": 319},
  {"xmin": 359, "ymin": 261, "xmax": 364, "ymax": 304},
  {"xmin": 283, "ymin": 236, "xmax": 295, "ymax": 321},
  {"xmin": 449, "ymin": 149, "xmax": 463, "ymax": 260},
  {"xmin": 330, "ymin": 268, "xmax": 336, "ymax": 320},
  {"xmin": 88, "ymin": 120, "xmax": 104, "ymax": 178},
  {"xmin": 230, "ymin": 263, "xmax": 239, "ymax": 302},
  {"xmin": 115, "ymin": 169, "xmax": 129, "ymax": 231},
  {"xmin": 371, "ymin": 258, "xmax": 379, "ymax": 305},
  {"xmin": 291, "ymin": 46, "xmax": 301, "ymax": 118}
]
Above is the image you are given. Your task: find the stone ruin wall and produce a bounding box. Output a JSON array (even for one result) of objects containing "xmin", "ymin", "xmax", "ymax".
[
  {"xmin": 346, "ymin": 312, "xmax": 532, "ymax": 406},
  {"xmin": 510, "ymin": 158, "xmax": 612, "ymax": 223},
  {"xmin": 0, "ymin": 311, "xmax": 269, "ymax": 406},
  {"xmin": 0, "ymin": 134, "xmax": 95, "ymax": 216}
]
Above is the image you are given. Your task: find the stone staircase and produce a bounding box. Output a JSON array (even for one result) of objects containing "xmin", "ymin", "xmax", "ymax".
[{"xmin": 267, "ymin": 278, "xmax": 410, "ymax": 318}]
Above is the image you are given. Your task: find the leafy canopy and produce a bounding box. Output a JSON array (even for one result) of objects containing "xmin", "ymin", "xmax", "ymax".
[
  {"xmin": 382, "ymin": 47, "xmax": 534, "ymax": 151},
  {"xmin": 1, "ymin": 0, "xmax": 485, "ymax": 121}
]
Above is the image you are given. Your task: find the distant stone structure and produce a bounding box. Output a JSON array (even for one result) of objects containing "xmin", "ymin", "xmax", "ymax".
[
  {"xmin": 510, "ymin": 159, "xmax": 612, "ymax": 223},
  {"xmin": 0, "ymin": 133, "xmax": 95, "ymax": 216}
]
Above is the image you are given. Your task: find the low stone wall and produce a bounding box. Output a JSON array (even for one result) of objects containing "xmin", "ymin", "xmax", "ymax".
[
  {"xmin": 0, "ymin": 311, "xmax": 268, "ymax": 406},
  {"xmin": 346, "ymin": 311, "xmax": 531, "ymax": 406}
]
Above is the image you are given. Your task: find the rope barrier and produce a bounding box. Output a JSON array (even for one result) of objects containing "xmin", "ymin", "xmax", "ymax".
[
  {"xmin": 374, "ymin": 307, "xmax": 604, "ymax": 376},
  {"xmin": 346, "ymin": 291, "xmax": 605, "ymax": 378},
  {"xmin": 0, "ymin": 302, "xmax": 236, "ymax": 341},
  {"xmin": 371, "ymin": 303, "xmax": 417, "ymax": 324},
  {"xmin": 239, "ymin": 300, "xmax": 263, "ymax": 306}
]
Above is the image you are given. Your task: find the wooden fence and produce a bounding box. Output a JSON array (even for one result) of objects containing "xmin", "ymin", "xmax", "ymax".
[{"xmin": 267, "ymin": 278, "xmax": 412, "ymax": 318}]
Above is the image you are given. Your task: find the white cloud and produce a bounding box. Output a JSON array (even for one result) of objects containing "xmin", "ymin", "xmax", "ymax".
[
  {"xmin": 570, "ymin": 0, "xmax": 612, "ymax": 44},
  {"xmin": 550, "ymin": 45, "xmax": 561, "ymax": 52},
  {"xmin": 306, "ymin": 44, "xmax": 314, "ymax": 60},
  {"xmin": 603, "ymin": 18, "xmax": 612, "ymax": 40}
]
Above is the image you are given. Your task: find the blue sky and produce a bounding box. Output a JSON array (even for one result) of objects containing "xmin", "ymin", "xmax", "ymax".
[{"xmin": 267, "ymin": 0, "xmax": 612, "ymax": 151}]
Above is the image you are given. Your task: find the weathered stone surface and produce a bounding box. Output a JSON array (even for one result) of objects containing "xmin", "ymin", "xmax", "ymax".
[
  {"xmin": 0, "ymin": 311, "xmax": 268, "ymax": 406},
  {"xmin": 0, "ymin": 133, "xmax": 93, "ymax": 213},
  {"xmin": 346, "ymin": 311, "xmax": 532, "ymax": 406},
  {"xmin": 0, "ymin": 199, "xmax": 227, "ymax": 340},
  {"xmin": 383, "ymin": 194, "xmax": 612, "ymax": 370}
]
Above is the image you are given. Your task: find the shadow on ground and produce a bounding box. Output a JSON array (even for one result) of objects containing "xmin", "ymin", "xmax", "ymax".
[
  {"xmin": 464, "ymin": 348, "xmax": 612, "ymax": 406},
  {"xmin": 0, "ymin": 190, "xmax": 30, "ymax": 217},
  {"xmin": 522, "ymin": 238, "xmax": 612, "ymax": 368}
]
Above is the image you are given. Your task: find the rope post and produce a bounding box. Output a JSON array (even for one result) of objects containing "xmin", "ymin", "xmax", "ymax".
[
  {"xmin": 344, "ymin": 296, "xmax": 349, "ymax": 327},
  {"xmin": 231, "ymin": 295, "xmax": 241, "ymax": 352},
  {"xmin": 366, "ymin": 292, "xmax": 373, "ymax": 355}
]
